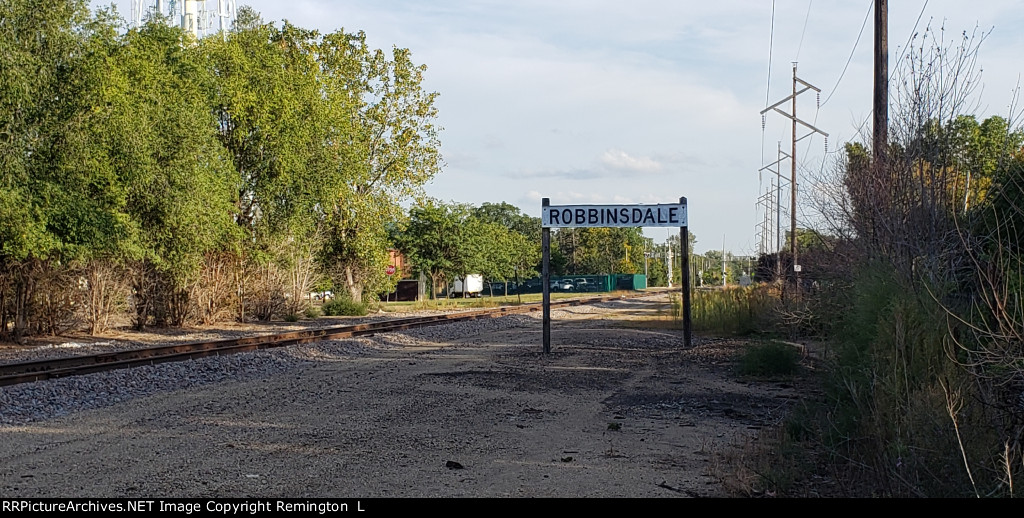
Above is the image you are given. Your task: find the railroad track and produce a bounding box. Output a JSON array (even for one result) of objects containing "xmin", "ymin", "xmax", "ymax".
[{"xmin": 0, "ymin": 290, "xmax": 670, "ymax": 387}]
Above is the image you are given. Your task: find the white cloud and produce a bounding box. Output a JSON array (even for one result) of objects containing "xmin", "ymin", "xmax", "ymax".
[
  {"xmin": 90, "ymin": 0, "xmax": 1024, "ymax": 256},
  {"xmin": 599, "ymin": 150, "xmax": 662, "ymax": 173}
]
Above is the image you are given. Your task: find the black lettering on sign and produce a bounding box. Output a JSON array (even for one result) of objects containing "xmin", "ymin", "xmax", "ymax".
[
  {"xmin": 643, "ymin": 208, "xmax": 655, "ymax": 224},
  {"xmin": 575, "ymin": 209, "xmax": 585, "ymax": 225},
  {"xmin": 669, "ymin": 207, "xmax": 678, "ymax": 224},
  {"xmin": 549, "ymin": 209, "xmax": 561, "ymax": 225},
  {"xmin": 605, "ymin": 208, "xmax": 617, "ymax": 224},
  {"xmin": 632, "ymin": 208, "xmax": 642, "ymax": 223}
]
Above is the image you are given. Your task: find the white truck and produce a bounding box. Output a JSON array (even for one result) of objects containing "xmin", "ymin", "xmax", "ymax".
[{"xmin": 449, "ymin": 274, "xmax": 484, "ymax": 298}]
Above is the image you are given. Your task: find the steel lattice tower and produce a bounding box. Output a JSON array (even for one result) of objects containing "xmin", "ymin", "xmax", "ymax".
[{"xmin": 131, "ymin": 0, "xmax": 237, "ymax": 39}]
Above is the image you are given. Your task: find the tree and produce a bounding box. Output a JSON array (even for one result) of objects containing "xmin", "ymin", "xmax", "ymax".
[
  {"xmin": 555, "ymin": 227, "xmax": 646, "ymax": 275},
  {"xmin": 316, "ymin": 29, "xmax": 442, "ymax": 302},
  {"xmin": 800, "ymin": 22, "xmax": 1024, "ymax": 495},
  {"xmin": 0, "ymin": 1, "xmax": 144, "ymax": 338},
  {"xmin": 473, "ymin": 202, "xmax": 540, "ymax": 239},
  {"xmin": 105, "ymin": 20, "xmax": 240, "ymax": 327},
  {"xmin": 202, "ymin": 19, "xmax": 352, "ymax": 316},
  {"xmin": 0, "ymin": 3, "xmax": 442, "ymax": 333},
  {"xmin": 471, "ymin": 203, "xmax": 541, "ymax": 292},
  {"xmin": 397, "ymin": 200, "xmax": 475, "ymax": 298}
]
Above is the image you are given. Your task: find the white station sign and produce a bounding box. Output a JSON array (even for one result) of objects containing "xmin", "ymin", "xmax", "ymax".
[{"xmin": 542, "ymin": 203, "xmax": 687, "ymax": 228}]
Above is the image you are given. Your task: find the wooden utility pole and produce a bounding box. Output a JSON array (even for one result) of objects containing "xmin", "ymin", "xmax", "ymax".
[
  {"xmin": 790, "ymin": 63, "xmax": 798, "ymax": 290},
  {"xmin": 761, "ymin": 65, "xmax": 827, "ymax": 297},
  {"xmin": 874, "ymin": 0, "xmax": 888, "ymax": 170},
  {"xmin": 721, "ymin": 234, "xmax": 727, "ymax": 288}
]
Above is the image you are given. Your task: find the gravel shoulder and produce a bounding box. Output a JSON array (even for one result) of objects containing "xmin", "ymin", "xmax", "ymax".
[{"xmin": 0, "ymin": 295, "xmax": 802, "ymax": 498}]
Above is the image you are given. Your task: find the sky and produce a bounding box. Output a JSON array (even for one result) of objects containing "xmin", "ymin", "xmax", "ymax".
[{"xmin": 88, "ymin": 1, "xmax": 1024, "ymax": 255}]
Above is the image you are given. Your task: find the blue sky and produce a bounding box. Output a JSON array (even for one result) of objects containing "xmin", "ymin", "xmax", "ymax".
[{"xmin": 89, "ymin": 1, "xmax": 1024, "ymax": 254}]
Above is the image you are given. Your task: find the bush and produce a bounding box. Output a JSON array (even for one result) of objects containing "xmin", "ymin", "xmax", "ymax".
[
  {"xmin": 737, "ymin": 340, "xmax": 802, "ymax": 377},
  {"xmin": 304, "ymin": 306, "xmax": 321, "ymax": 319},
  {"xmin": 322, "ymin": 297, "xmax": 368, "ymax": 316}
]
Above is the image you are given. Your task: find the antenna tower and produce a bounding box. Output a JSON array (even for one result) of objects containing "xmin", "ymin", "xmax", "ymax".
[{"xmin": 131, "ymin": 0, "xmax": 237, "ymax": 39}]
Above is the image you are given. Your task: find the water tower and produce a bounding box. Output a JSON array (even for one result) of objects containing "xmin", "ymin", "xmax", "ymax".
[{"xmin": 131, "ymin": 0, "xmax": 237, "ymax": 39}]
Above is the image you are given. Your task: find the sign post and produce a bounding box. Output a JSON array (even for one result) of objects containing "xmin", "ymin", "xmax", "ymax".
[
  {"xmin": 541, "ymin": 199, "xmax": 691, "ymax": 352},
  {"xmin": 384, "ymin": 264, "xmax": 396, "ymax": 303},
  {"xmin": 680, "ymin": 197, "xmax": 692, "ymax": 347},
  {"xmin": 542, "ymin": 198, "xmax": 551, "ymax": 354}
]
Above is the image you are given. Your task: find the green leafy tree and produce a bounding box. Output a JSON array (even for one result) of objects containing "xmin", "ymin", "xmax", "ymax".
[
  {"xmin": 103, "ymin": 20, "xmax": 241, "ymax": 326},
  {"xmin": 0, "ymin": 1, "xmax": 140, "ymax": 338},
  {"xmin": 201, "ymin": 19, "xmax": 343, "ymax": 317},
  {"xmin": 473, "ymin": 202, "xmax": 540, "ymax": 239},
  {"xmin": 315, "ymin": 29, "xmax": 441, "ymax": 302},
  {"xmin": 397, "ymin": 200, "xmax": 486, "ymax": 298},
  {"xmin": 561, "ymin": 227, "xmax": 646, "ymax": 275},
  {"xmin": 471, "ymin": 203, "xmax": 541, "ymax": 291}
]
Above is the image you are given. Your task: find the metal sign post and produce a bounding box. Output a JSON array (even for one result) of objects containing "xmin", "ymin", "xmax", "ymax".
[
  {"xmin": 680, "ymin": 196, "xmax": 692, "ymax": 347},
  {"xmin": 542, "ymin": 198, "xmax": 551, "ymax": 354},
  {"xmin": 540, "ymin": 199, "xmax": 691, "ymax": 352}
]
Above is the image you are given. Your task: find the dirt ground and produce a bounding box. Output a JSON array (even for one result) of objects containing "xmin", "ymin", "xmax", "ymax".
[{"xmin": 0, "ymin": 296, "xmax": 804, "ymax": 498}]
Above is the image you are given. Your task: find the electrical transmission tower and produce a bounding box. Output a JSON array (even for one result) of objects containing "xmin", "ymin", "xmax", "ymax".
[
  {"xmin": 756, "ymin": 142, "xmax": 791, "ymax": 279},
  {"xmin": 131, "ymin": 0, "xmax": 237, "ymax": 39},
  {"xmin": 759, "ymin": 64, "xmax": 827, "ymax": 295}
]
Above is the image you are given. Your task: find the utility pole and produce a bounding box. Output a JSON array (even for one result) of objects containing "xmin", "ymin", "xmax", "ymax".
[
  {"xmin": 874, "ymin": 0, "xmax": 888, "ymax": 171},
  {"xmin": 643, "ymin": 239, "xmax": 650, "ymax": 282},
  {"xmin": 760, "ymin": 64, "xmax": 827, "ymax": 298},
  {"xmin": 666, "ymin": 230, "xmax": 673, "ymax": 288},
  {"xmin": 722, "ymin": 234, "xmax": 727, "ymax": 288}
]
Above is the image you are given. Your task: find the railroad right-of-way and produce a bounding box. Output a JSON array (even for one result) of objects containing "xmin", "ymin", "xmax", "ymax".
[{"xmin": 0, "ymin": 294, "xmax": 808, "ymax": 497}]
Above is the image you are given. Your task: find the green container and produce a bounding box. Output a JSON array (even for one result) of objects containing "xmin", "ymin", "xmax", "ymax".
[{"xmin": 614, "ymin": 274, "xmax": 647, "ymax": 290}]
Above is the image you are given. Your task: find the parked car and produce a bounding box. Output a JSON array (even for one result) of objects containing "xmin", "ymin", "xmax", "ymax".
[
  {"xmin": 489, "ymin": 282, "xmax": 513, "ymax": 295},
  {"xmin": 311, "ymin": 291, "xmax": 333, "ymax": 301}
]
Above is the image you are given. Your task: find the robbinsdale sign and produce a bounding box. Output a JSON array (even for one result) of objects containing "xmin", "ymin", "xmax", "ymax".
[
  {"xmin": 537, "ymin": 197, "xmax": 692, "ymax": 353},
  {"xmin": 542, "ymin": 203, "xmax": 687, "ymax": 228}
]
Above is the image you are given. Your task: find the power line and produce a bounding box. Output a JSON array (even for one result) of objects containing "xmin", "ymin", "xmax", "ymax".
[
  {"xmin": 894, "ymin": 0, "xmax": 930, "ymax": 67},
  {"xmin": 794, "ymin": 0, "xmax": 813, "ymax": 63},
  {"xmin": 820, "ymin": 0, "xmax": 873, "ymax": 107},
  {"xmin": 762, "ymin": 0, "xmax": 776, "ymax": 166},
  {"xmin": 765, "ymin": 0, "xmax": 776, "ymax": 108}
]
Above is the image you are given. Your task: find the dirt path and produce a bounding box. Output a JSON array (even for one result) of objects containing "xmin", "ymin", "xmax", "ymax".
[{"xmin": 0, "ymin": 297, "xmax": 800, "ymax": 498}]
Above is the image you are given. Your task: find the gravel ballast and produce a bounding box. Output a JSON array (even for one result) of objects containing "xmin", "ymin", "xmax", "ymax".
[{"xmin": 0, "ymin": 295, "xmax": 802, "ymax": 498}]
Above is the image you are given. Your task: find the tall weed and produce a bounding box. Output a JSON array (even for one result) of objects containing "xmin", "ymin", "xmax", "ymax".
[
  {"xmin": 689, "ymin": 286, "xmax": 777, "ymax": 336},
  {"xmin": 815, "ymin": 263, "xmax": 999, "ymax": 496}
]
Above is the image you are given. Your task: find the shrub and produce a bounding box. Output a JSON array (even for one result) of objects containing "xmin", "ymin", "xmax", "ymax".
[
  {"xmin": 737, "ymin": 340, "xmax": 802, "ymax": 377},
  {"xmin": 322, "ymin": 297, "xmax": 368, "ymax": 316}
]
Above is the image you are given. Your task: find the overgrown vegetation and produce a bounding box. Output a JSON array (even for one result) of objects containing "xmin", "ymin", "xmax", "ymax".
[
  {"xmin": 743, "ymin": 24, "xmax": 1024, "ymax": 497},
  {"xmin": 736, "ymin": 341, "xmax": 802, "ymax": 378},
  {"xmin": 688, "ymin": 286, "xmax": 778, "ymax": 337}
]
